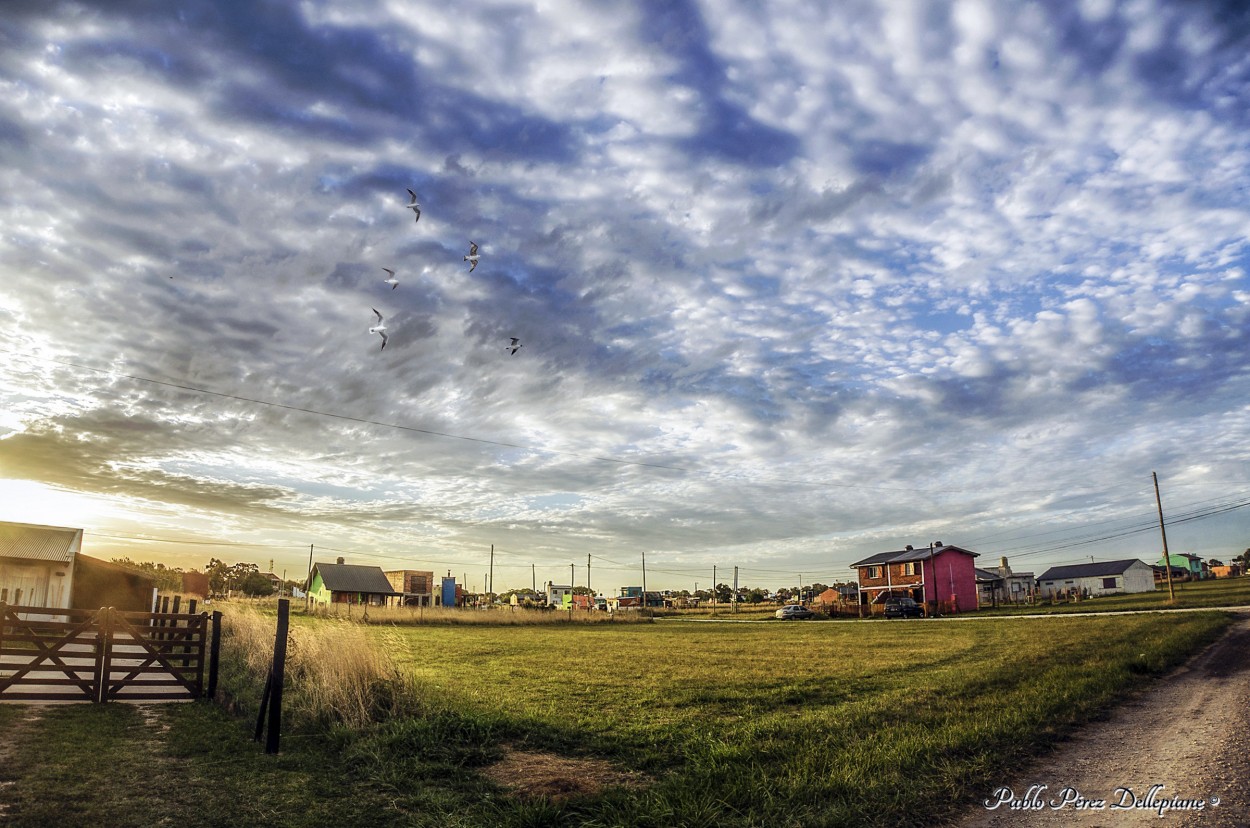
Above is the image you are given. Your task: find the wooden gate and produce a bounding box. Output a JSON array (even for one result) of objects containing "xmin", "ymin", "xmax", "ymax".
[{"xmin": 0, "ymin": 603, "xmax": 219, "ymax": 703}]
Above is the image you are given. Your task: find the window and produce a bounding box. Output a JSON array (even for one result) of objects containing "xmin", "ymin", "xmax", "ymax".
[
  {"xmin": 902, "ymin": 562, "xmax": 917, "ymax": 576},
  {"xmin": 866, "ymin": 566, "xmax": 881, "ymax": 579},
  {"xmin": 1102, "ymin": 578, "xmax": 1117, "ymax": 589}
]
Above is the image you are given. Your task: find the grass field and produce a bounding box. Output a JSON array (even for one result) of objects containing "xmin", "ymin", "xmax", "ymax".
[{"xmin": 2, "ymin": 607, "xmax": 1234, "ymax": 828}]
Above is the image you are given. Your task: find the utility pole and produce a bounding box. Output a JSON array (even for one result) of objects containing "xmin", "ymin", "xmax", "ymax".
[
  {"xmin": 1154, "ymin": 471, "xmax": 1176, "ymax": 602},
  {"xmin": 570, "ymin": 563, "xmax": 575, "ymax": 590},
  {"xmin": 532, "ymin": 563, "xmax": 536, "ymax": 593},
  {"xmin": 641, "ymin": 551, "xmax": 647, "ymax": 612},
  {"xmin": 587, "ymin": 553, "xmax": 592, "ymax": 595},
  {"xmin": 305, "ymin": 544, "xmax": 314, "ymax": 610},
  {"xmin": 489, "ymin": 544, "xmax": 494, "ymax": 598},
  {"xmin": 733, "ymin": 566, "xmax": 738, "ymax": 613},
  {"xmin": 712, "ymin": 565, "xmax": 717, "ymax": 615}
]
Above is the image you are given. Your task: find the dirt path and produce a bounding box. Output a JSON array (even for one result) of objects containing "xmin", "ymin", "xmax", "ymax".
[{"xmin": 950, "ymin": 613, "xmax": 1250, "ymax": 828}]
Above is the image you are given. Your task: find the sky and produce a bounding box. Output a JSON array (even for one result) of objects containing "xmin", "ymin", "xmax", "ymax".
[{"xmin": 1, "ymin": 0, "xmax": 1249, "ymax": 595}]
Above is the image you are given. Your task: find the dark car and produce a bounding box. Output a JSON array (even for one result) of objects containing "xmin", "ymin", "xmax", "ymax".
[
  {"xmin": 775, "ymin": 604, "xmax": 815, "ymax": 620},
  {"xmin": 883, "ymin": 596, "xmax": 923, "ymax": 618}
]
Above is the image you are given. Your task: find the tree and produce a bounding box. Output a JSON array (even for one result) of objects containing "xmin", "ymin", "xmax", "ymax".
[
  {"xmin": 237, "ymin": 571, "xmax": 275, "ymax": 597},
  {"xmin": 205, "ymin": 558, "xmax": 231, "ymax": 595},
  {"xmin": 1208, "ymin": 559, "xmax": 1224, "ymax": 568}
]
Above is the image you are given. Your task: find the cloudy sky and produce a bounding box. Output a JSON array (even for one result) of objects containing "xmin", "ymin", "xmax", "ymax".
[{"xmin": 2, "ymin": 0, "xmax": 1248, "ymax": 594}]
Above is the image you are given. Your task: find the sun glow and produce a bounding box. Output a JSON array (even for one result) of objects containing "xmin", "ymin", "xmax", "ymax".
[{"xmin": 0, "ymin": 478, "xmax": 118, "ymax": 530}]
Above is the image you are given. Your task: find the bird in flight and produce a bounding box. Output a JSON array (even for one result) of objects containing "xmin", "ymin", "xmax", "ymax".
[
  {"xmin": 464, "ymin": 241, "xmax": 479, "ymax": 272},
  {"xmin": 406, "ymin": 189, "xmax": 421, "ymax": 223},
  {"xmin": 507, "ymin": 337, "xmax": 523, "ymax": 355},
  {"xmin": 369, "ymin": 308, "xmax": 389, "ymax": 351},
  {"xmin": 381, "ymin": 268, "xmax": 399, "ymax": 289}
]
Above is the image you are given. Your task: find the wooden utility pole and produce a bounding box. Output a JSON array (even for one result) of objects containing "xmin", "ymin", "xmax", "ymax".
[
  {"xmin": 489, "ymin": 544, "xmax": 494, "ymax": 598},
  {"xmin": 305, "ymin": 544, "xmax": 314, "ymax": 610},
  {"xmin": 1154, "ymin": 471, "xmax": 1176, "ymax": 602},
  {"xmin": 712, "ymin": 565, "xmax": 717, "ymax": 615},
  {"xmin": 587, "ymin": 553, "xmax": 592, "ymax": 595},
  {"xmin": 641, "ymin": 551, "xmax": 647, "ymax": 613}
]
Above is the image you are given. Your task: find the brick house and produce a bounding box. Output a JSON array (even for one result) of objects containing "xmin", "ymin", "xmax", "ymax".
[{"xmin": 850, "ymin": 542, "xmax": 980, "ymax": 613}]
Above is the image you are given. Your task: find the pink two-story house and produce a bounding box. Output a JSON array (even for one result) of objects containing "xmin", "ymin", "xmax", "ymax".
[{"xmin": 850, "ymin": 542, "xmax": 980, "ymax": 613}]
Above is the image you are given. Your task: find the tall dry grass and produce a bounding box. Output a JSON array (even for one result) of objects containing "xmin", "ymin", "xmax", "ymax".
[
  {"xmin": 309, "ymin": 602, "xmax": 653, "ymax": 625},
  {"xmin": 220, "ymin": 605, "xmax": 423, "ymax": 731}
]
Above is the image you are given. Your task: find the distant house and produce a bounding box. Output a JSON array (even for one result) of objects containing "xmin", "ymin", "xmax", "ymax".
[
  {"xmin": 0, "ymin": 521, "xmax": 82, "ymax": 612},
  {"xmin": 976, "ymin": 557, "xmax": 1036, "ymax": 607},
  {"xmin": 1036, "ymin": 559, "xmax": 1156, "ymax": 599},
  {"xmin": 851, "ymin": 542, "xmax": 979, "ymax": 613},
  {"xmin": 307, "ymin": 558, "xmax": 400, "ymax": 607},
  {"xmin": 384, "ymin": 569, "xmax": 435, "ymax": 606},
  {"xmin": 545, "ymin": 582, "xmax": 573, "ymax": 609},
  {"xmin": 1156, "ymin": 553, "xmax": 1205, "ymax": 580},
  {"xmin": 1210, "ymin": 564, "xmax": 1243, "ymax": 579}
]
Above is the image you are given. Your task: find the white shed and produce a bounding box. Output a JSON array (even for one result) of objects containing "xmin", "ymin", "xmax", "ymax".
[
  {"xmin": 0, "ymin": 521, "xmax": 82, "ymax": 611},
  {"xmin": 1035, "ymin": 559, "xmax": 1156, "ymax": 599}
]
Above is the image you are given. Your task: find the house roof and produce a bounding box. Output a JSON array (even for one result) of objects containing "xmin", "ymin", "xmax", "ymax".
[
  {"xmin": 1036, "ymin": 559, "xmax": 1147, "ymax": 582},
  {"xmin": 0, "ymin": 521, "xmax": 82, "ymax": 564},
  {"xmin": 850, "ymin": 544, "xmax": 979, "ymax": 568},
  {"xmin": 974, "ymin": 568, "xmax": 1003, "ymax": 582},
  {"xmin": 312, "ymin": 563, "xmax": 399, "ymax": 595}
]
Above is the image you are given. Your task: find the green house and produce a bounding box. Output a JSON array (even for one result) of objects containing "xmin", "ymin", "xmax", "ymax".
[
  {"xmin": 1156, "ymin": 553, "xmax": 1205, "ymax": 580},
  {"xmin": 307, "ymin": 560, "xmax": 399, "ymax": 606}
]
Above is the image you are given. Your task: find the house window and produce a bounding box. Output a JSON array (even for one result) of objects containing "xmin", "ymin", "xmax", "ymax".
[
  {"xmin": 902, "ymin": 562, "xmax": 917, "ymax": 576},
  {"xmin": 866, "ymin": 566, "xmax": 881, "ymax": 579},
  {"xmin": 1102, "ymin": 578, "xmax": 1117, "ymax": 589}
]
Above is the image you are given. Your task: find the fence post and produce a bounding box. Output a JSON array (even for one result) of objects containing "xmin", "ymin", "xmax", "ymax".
[
  {"xmin": 265, "ymin": 598, "xmax": 290, "ymax": 755},
  {"xmin": 95, "ymin": 607, "xmax": 112, "ymax": 704},
  {"xmin": 207, "ymin": 610, "xmax": 222, "ymax": 700}
]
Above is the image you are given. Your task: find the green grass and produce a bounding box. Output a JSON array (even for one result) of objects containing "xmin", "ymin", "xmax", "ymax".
[{"xmin": 0, "ymin": 610, "xmax": 1234, "ymax": 828}]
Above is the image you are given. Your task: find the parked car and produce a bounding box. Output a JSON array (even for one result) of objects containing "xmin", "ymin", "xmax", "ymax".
[
  {"xmin": 775, "ymin": 604, "xmax": 814, "ymax": 620},
  {"xmin": 883, "ymin": 596, "xmax": 923, "ymax": 618}
]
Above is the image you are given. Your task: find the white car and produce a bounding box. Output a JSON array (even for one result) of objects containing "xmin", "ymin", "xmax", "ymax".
[{"xmin": 775, "ymin": 604, "xmax": 814, "ymax": 620}]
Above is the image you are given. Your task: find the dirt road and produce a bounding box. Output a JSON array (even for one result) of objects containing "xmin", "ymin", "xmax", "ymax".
[{"xmin": 951, "ymin": 613, "xmax": 1250, "ymax": 828}]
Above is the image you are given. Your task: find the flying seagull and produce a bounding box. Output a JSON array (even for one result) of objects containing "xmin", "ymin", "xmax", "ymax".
[
  {"xmin": 369, "ymin": 308, "xmax": 388, "ymax": 351},
  {"xmin": 381, "ymin": 267, "xmax": 399, "ymax": 289},
  {"xmin": 406, "ymin": 189, "xmax": 421, "ymax": 223},
  {"xmin": 507, "ymin": 337, "xmax": 522, "ymax": 356},
  {"xmin": 464, "ymin": 241, "xmax": 479, "ymax": 272}
]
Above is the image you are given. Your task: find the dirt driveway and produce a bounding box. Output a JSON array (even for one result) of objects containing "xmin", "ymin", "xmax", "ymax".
[{"xmin": 950, "ymin": 613, "xmax": 1250, "ymax": 828}]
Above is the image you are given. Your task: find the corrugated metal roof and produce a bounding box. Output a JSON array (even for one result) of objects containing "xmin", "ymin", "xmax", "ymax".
[
  {"xmin": 1036, "ymin": 559, "xmax": 1146, "ymax": 582},
  {"xmin": 314, "ymin": 562, "xmax": 399, "ymax": 595},
  {"xmin": 0, "ymin": 521, "xmax": 81, "ymax": 564}
]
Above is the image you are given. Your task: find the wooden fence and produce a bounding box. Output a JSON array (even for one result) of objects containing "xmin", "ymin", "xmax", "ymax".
[{"xmin": 0, "ymin": 601, "xmax": 221, "ymax": 704}]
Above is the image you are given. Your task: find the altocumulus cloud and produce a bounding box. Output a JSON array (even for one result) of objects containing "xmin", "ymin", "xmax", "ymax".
[{"xmin": 0, "ymin": 0, "xmax": 1247, "ymax": 587}]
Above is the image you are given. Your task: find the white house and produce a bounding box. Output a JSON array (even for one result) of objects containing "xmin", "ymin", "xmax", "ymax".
[
  {"xmin": 545, "ymin": 581, "xmax": 572, "ymax": 608},
  {"xmin": 0, "ymin": 521, "xmax": 82, "ymax": 611},
  {"xmin": 1035, "ymin": 559, "xmax": 1156, "ymax": 599}
]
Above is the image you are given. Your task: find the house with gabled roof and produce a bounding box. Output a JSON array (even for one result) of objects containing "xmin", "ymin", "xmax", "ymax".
[
  {"xmin": 1036, "ymin": 559, "xmax": 1155, "ymax": 599},
  {"xmin": 850, "ymin": 542, "xmax": 979, "ymax": 613},
  {"xmin": 306, "ymin": 558, "xmax": 400, "ymax": 607},
  {"xmin": 0, "ymin": 521, "xmax": 81, "ymax": 611}
]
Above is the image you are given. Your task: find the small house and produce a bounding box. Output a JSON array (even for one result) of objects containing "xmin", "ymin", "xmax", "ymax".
[
  {"xmin": 851, "ymin": 542, "xmax": 979, "ymax": 613},
  {"xmin": 1036, "ymin": 559, "xmax": 1156, "ymax": 599},
  {"xmin": 1155, "ymin": 553, "xmax": 1205, "ymax": 581},
  {"xmin": 385, "ymin": 569, "xmax": 435, "ymax": 606},
  {"xmin": 307, "ymin": 558, "xmax": 400, "ymax": 606},
  {"xmin": 0, "ymin": 521, "xmax": 81, "ymax": 613},
  {"xmin": 545, "ymin": 582, "xmax": 573, "ymax": 608}
]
